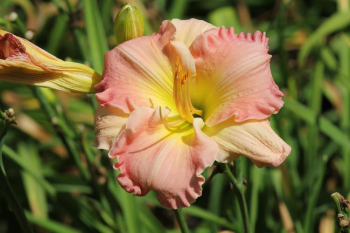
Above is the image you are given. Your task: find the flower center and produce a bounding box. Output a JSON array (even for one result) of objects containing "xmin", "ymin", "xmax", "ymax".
[
  {"xmin": 173, "ymin": 56, "xmax": 202, "ymax": 124},
  {"xmin": 160, "ymin": 57, "xmax": 202, "ymax": 127}
]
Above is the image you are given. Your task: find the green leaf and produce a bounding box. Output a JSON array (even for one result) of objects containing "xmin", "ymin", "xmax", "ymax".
[
  {"xmin": 298, "ymin": 12, "xmax": 350, "ymax": 66},
  {"xmin": 183, "ymin": 206, "xmax": 236, "ymax": 230},
  {"xmin": 208, "ymin": 6, "xmax": 242, "ymax": 32},
  {"xmin": 19, "ymin": 143, "xmax": 48, "ymax": 220},
  {"xmin": 83, "ymin": 0, "xmax": 109, "ymax": 74},
  {"xmin": 26, "ymin": 211, "xmax": 82, "ymax": 233},
  {"xmin": 319, "ymin": 117, "xmax": 350, "ymax": 151},
  {"xmin": 320, "ymin": 46, "xmax": 337, "ymax": 71},
  {"xmin": 168, "ymin": 0, "xmax": 187, "ymax": 19},
  {"xmin": 283, "ymin": 98, "xmax": 317, "ymax": 125},
  {"xmin": 2, "ymin": 144, "xmax": 56, "ymax": 197}
]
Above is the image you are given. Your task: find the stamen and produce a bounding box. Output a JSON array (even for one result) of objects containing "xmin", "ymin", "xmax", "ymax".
[
  {"xmin": 161, "ymin": 56, "xmax": 202, "ymax": 127},
  {"xmin": 173, "ymin": 58, "xmax": 185, "ymax": 119},
  {"xmin": 159, "ymin": 107, "xmax": 185, "ymax": 127},
  {"xmin": 178, "ymin": 72, "xmax": 194, "ymax": 123}
]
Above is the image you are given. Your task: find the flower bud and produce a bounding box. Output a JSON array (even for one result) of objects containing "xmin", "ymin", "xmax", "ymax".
[
  {"xmin": 0, "ymin": 30, "xmax": 101, "ymax": 93},
  {"xmin": 114, "ymin": 3, "xmax": 144, "ymax": 45}
]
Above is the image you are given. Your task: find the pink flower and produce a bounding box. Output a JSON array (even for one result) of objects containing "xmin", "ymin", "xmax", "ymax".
[{"xmin": 93, "ymin": 19, "xmax": 291, "ymax": 209}]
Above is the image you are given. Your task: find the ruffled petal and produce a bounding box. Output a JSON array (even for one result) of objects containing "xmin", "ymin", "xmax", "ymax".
[
  {"xmin": 95, "ymin": 21, "xmax": 196, "ymax": 114},
  {"xmin": 0, "ymin": 30, "xmax": 101, "ymax": 93},
  {"xmin": 190, "ymin": 27, "xmax": 284, "ymax": 126},
  {"xmin": 171, "ymin": 19, "xmax": 216, "ymax": 47},
  {"xmin": 204, "ymin": 117, "xmax": 291, "ymax": 167},
  {"xmin": 110, "ymin": 107, "xmax": 217, "ymax": 209},
  {"xmin": 93, "ymin": 104, "xmax": 128, "ymax": 150}
]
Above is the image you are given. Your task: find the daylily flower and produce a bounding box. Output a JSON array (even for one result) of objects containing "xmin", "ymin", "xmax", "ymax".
[
  {"xmin": 94, "ymin": 19, "xmax": 291, "ymax": 209},
  {"xmin": 0, "ymin": 30, "xmax": 101, "ymax": 93}
]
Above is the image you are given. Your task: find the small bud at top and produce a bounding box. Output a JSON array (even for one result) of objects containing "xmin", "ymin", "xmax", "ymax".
[{"xmin": 114, "ymin": 3, "xmax": 144, "ymax": 45}]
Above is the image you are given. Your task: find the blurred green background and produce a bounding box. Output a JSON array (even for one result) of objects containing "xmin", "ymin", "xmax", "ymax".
[{"xmin": 1, "ymin": 0, "xmax": 350, "ymax": 232}]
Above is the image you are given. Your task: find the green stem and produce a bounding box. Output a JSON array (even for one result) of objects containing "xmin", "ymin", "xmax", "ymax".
[
  {"xmin": 0, "ymin": 111, "xmax": 34, "ymax": 233},
  {"xmin": 331, "ymin": 193, "xmax": 349, "ymax": 218},
  {"xmin": 174, "ymin": 208, "xmax": 189, "ymax": 233},
  {"xmin": 220, "ymin": 163, "xmax": 251, "ymax": 233}
]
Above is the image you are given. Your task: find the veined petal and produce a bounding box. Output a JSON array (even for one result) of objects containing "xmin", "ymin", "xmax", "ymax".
[
  {"xmin": 0, "ymin": 30, "xmax": 101, "ymax": 93},
  {"xmin": 204, "ymin": 117, "xmax": 291, "ymax": 167},
  {"xmin": 95, "ymin": 21, "xmax": 196, "ymax": 114},
  {"xmin": 171, "ymin": 19, "xmax": 216, "ymax": 47},
  {"xmin": 93, "ymin": 105, "xmax": 128, "ymax": 150},
  {"xmin": 190, "ymin": 27, "xmax": 284, "ymax": 126},
  {"xmin": 110, "ymin": 107, "xmax": 217, "ymax": 209}
]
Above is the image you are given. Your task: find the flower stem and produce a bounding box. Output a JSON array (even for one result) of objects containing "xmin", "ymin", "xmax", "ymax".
[
  {"xmin": 220, "ymin": 162, "xmax": 251, "ymax": 233},
  {"xmin": 0, "ymin": 110, "xmax": 34, "ymax": 233},
  {"xmin": 331, "ymin": 192, "xmax": 350, "ymax": 232},
  {"xmin": 174, "ymin": 208, "xmax": 189, "ymax": 233}
]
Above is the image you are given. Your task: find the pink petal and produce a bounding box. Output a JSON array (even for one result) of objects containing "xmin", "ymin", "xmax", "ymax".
[
  {"xmin": 110, "ymin": 107, "xmax": 217, "ymax": 209},
  {"xmin": 93, "ymin": 105, "xmax": 128, "ymax": 150},
  {"xmin": 204, "ymin": 117, "xmax": 291, "ymax": 167},
  {"xmin": 95, "ymin": 21, "xmax": 196, "ymax": 114},
  {"xmin": 190, "ymin": 27, "xmax": 284, "ymax": 126},
  {"xmin": 171, "ymin": 19, "xmax": 216, "ymax": 47}
]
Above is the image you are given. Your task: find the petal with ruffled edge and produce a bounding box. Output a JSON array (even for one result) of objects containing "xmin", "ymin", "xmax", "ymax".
[
  {"xmin": 95, "ymin": 20, "xmax": 196, "ymax": 114},
  {"xmin": 93, "ymin": 105, "xmax": 129, "ymax": 150},
  {"xmin": 190, "ymin": 27, "xmax": 284, "ymax": 126},
  {"xmin": 109, "ymin": 107, "xmax": 217, "ymax": 209},
  {"xmin": 171, "ymin": 19, "xmax": 216, "ymax": 47},
  {"xmin": 204, "ymin": 117, "xmax": 291, "ymax": 167}
]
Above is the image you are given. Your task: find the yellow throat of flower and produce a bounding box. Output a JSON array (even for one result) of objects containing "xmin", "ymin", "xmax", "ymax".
[
  {"xmin": 160, "ymin": 57, "xmax": 202, "ymax": 128},
  {"xmin": 163, "ymin": 57, "xmax": 202, "ymax": 125}
]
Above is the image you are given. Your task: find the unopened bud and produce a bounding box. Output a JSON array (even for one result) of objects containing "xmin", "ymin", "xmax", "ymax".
[{"xmin": 114, "ymin": 3, "xmax": 144, "ymax": 45}]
